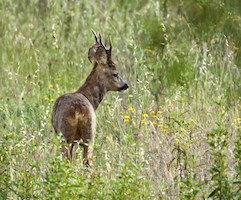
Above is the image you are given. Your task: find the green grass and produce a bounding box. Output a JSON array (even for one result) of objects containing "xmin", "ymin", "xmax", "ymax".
[{"xmin": 0, "ymin": 0, "xmax": 241, "ymax": 199}]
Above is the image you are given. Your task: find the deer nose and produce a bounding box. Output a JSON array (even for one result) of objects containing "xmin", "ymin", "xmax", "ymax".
[{"xmin": 121, "ymin": 84, "xmax": 129, "ymax": 90}]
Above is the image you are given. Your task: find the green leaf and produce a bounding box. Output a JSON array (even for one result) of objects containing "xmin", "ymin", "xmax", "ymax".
[{"xmin": 208, "ymin": 187, "xmax": 219, "ymax": 198}]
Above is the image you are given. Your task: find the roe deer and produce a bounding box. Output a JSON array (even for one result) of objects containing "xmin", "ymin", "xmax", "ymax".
[{"xmin": 51, "ymin": 30, "xmax": 128, "ymax": 168}]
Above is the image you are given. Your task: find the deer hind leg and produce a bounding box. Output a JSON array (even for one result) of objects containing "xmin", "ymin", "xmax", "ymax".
[
  {"xmin": 81, "ymin": 114, "xmax": 96, "ymax": 171},
  {"xmin": 61, "ymin": 144, "xmax": 74, "ymax": 161},
  {"xmin": 82, "ymin": 140, "xmax": 94, "ymax": 168},
  {"xmin": 60, "ymin": 137, "xmax": 74, "ymax": 161}
]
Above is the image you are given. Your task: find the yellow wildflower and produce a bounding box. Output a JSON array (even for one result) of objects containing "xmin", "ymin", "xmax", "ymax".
[
  {"xmin": 141, "ymin": 119, "xmax": 145, "ymax": 125},
  {"xmin": 189, "ymin": 118, "xmax": 194, "ymax": 123},
  {"xmin": 124, "ymin": 115, "xmax": 130, "ymax": 119},
  {"xmin": 119, "ymin": 111, "xmax": 124, "ymax": 115},
  {"xmin": 44, "ymin": 97, "xmax": 49, "ymax": 101},
  {"xmin": 49, "ymin": 84, "xmax": 53, "ymax": 89},
  {"xmin": 234, "ymin": 16, "xmax": 240, "ymax": 22},
  {"xmin": 232, "ymin": 41, "xmax": 239, "ymax": 50},
  {"xmin": 168, "ymin": 104, "xmax": 172, "ymax": 108},
  {"xmin": 152, "ymin": 121, "xmax": 157, "ymax": 125},
  {"xmin": 152, "ymin": 115, "xmax": 157, "ymax": 118},
  {"xmin": 56, "ymin": 77, "xmax": 61, "ymax": 81},
  {"xmin": 237, "ymin": 118, "xmax": 241, "ymax": 121},
  {"xmin": 144, "ymin": 48, "xmax": 152, "ymax": 53},
  {"xmin": 128, "ymin": 107, "xmax": 134, "ymax": 112},
  {"xmin": 152, "ymin": 111, "xmax": 155, "ymax": 115},
  {"xmin": 238, "ymin": 126, "xmax": 241, "ymax": 129},
  {"xmin": 142, "ymin": 113, "xmax": 149, "ymax": 118},
  {"xmin": 160, "ymin": 126, "xmax": 165, "ymax": 132},
  {"xmin": 158, "ymin": 110, "xmax": 165, "ymax": 114},
  {"xmin": 50, "ymin": 99, "xmax": 54, "ymax": 103},
  {"xmin": 179, "ymin": 17, "xmax": 183, "ymax": 21},
  {"xmin": 124, "ymin": 119, "xmax": 129, "ymax": 123}
]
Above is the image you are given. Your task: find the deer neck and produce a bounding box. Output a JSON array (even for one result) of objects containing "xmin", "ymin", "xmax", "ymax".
[{"xmin": 76, "ymin": 64, "xmax": 107, "ymax": 110}]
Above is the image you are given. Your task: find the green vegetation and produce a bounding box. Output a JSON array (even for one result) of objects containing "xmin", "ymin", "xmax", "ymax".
[{"xmin": 0, "ymin": 0, "xmax": 240, "ymax": 199}]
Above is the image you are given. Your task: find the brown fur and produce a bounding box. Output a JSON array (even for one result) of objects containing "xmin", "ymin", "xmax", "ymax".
[{"xmin": 51, "ymin": 31, "xmax": 128, "ymax": 168}]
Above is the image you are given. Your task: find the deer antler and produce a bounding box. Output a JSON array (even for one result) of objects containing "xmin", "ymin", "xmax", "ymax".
[
  {"xmin": 99, "ymin": 33, "xmax": 108, "ymax": 50},
  {"xmin": 104, "ymin": 38, "xmax": 107, "ymax": 47},
  {"xmin": 91, "ymin": 30, "xmax": 111, "ymax": 52},
  {"xmin": 99, "ymin": 33, "xmax": 103, "ymax": 46},
  {"xmin": 91, "ymin": 29, "xmax": 98, "ymax": 43}
]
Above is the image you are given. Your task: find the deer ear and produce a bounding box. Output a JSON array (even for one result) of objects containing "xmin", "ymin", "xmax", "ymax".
[
  {"xmin": 95, "ymin": 46, "xmax": 107, "ymax": 64},
  {"xmin": 88, "ymin": 44, "xmax": 97, "ymax": 64}
]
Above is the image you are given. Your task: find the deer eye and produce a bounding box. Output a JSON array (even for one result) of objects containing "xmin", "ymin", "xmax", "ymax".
[{"xmin": 113, "ymin": 74, "xmax": 118, "ymax": 78}]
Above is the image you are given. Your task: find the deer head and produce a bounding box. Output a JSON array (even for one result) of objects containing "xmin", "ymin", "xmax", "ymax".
[{"xmin": 87, "ymin": 30, "xmax": 128, "ymax": 91}]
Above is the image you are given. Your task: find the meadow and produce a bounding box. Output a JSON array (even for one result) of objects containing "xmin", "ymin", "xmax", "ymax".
[{"xmin": 0, "ymin": 0, "xmax": 240, "ymax": 199}]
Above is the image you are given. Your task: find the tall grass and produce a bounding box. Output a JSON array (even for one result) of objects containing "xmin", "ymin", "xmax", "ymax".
[{"xmin": 0, "ymin": 0, "xmax": 240, "ymax": 199}]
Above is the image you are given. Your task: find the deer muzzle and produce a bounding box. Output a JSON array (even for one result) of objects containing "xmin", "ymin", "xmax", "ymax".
[{"xmin": 121, "ymin": 83, "xmax": 129, "ymax": 91}]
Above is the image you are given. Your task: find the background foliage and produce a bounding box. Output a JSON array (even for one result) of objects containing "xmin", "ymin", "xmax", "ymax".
[{"xmin": 0, "ymin": 0, "xmax": 240, "ymax": 199}]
